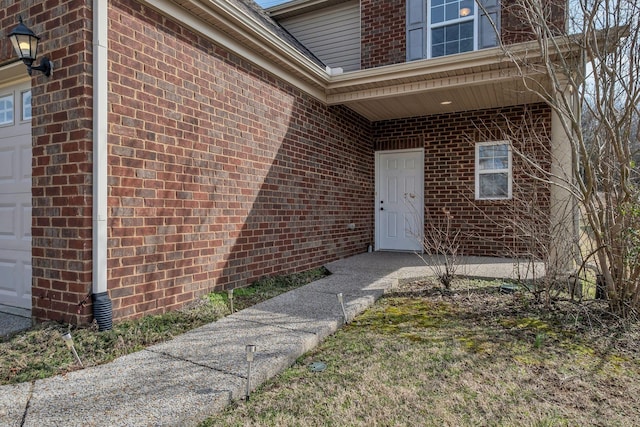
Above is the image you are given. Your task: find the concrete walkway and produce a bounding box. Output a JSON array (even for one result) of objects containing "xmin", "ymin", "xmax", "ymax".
[{"xmin": 0, "ymin": 252, "xmax": 540, "ymax": 426}]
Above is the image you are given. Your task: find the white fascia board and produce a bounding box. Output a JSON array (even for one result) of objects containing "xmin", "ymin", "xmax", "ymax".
[
  {"xmin": 329, "ymin": 48, "xmax": 507, "ymax": 89},
  {"xmin": 326, "ymin": 37, "xmax": 580, "ymax": 95},
  {"xmin": 325, "ymin": 44, "xmax": 536, "ymax": 92},
  {"xmin": 141, "ymin": 0, "xmax": 329, "ymax": 101}
]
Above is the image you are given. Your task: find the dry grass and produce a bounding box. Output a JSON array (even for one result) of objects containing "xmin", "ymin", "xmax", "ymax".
[
  {"xmin": 207, "ymin": 279, "xmax": 640, "ymax": 426},
  {"xmin": 0, "ymin": 268, "xmax": 329, "ymax": 385}
]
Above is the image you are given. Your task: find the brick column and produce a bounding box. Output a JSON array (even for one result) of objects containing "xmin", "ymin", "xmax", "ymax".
[{"xmin": 17, "ymin": 1, "xmax": 94, "ymax": 324}]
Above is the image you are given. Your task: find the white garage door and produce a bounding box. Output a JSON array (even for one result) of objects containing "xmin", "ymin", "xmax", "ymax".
[{"xmin": 0, "ymin": 78, "xmax": 32, "ymax": 310}]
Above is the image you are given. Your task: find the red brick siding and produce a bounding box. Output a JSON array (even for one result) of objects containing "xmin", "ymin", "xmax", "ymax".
[
  {"xmin": 373, "ymin": 104, "xmax": 552, "ymax": 257},
  {"xmin": 361, "ymin": 0, "xmax": 406, "ymax": 69},
  {"xmin": 360, "ymin": 0, "xmax": 567, "ymax": 69},
  {"xmin": 502, "ymin": 0, "xmax": 567, "ymax": 44},
  {"xmin": 107, "ymin": 1, "xmax": 374, "ymax": 321},
  {"xmin": 1, "ymin": 1, "xmax": 94, "ymax": 325}
]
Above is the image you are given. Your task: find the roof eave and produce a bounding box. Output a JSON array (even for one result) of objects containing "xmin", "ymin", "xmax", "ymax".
[
  {"xmin": 138, "ymin": 1, "xmax": 585, "ymax": 120},
  {"xmin": 142, "ymin": 0, "xmax": 331, "ymax": 100}
]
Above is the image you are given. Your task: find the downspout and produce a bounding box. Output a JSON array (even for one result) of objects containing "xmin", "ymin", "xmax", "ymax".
[{"xmin": 92, "ymin": 0, "xmax": 112, "ymax": 331}]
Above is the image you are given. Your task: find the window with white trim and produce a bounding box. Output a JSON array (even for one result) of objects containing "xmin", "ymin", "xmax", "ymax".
[
  {"xmin": 0, "ymin": 93, "xmax": 14, "ymax": 126},
  {"xmin": 475, "ymin": 141, "xmax": 511, "ymax": 200},
  {"xmin": 407, "ymin": 0, "xmax": 500, "ymax": 60},
  {"xmin": 21, "ymin": 90, "xmax": 32, "ymax": 121}
]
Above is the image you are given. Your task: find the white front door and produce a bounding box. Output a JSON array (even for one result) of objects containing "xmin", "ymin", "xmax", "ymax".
[
  {"xmin": 0, "ymin": 78, "xmax": 32, "ymax": 310},
  {"xmin": 375, "ymin": 149, "xmax": 424, "ymax": 251}
]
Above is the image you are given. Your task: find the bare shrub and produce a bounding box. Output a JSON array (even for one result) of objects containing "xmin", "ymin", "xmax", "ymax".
[
  {"xmin": 417, "ymin": 207, "xmax": 463, "ymax": 290},
  {"xmin": 482, "ymin": 0, "xmax": 640, "ymax": 316}
]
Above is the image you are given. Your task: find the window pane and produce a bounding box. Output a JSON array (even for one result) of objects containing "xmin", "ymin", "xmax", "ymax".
[
  {"xmin": 431, "ymin": 5, "xmax": 444, "ymax": 23},
  {"xmin": 445, "ymin": 24, "xmax": 460, "ymax": 40},
  {"xmin": 432, "ymin": 20, "xmax": 476, "ymax": 56},
  {"xmin": 427, "ymin": 0, "xmax": 481, "ymax": 58},
  {"xmin": 445, "ymin": 2, "xmax": 459, "ymax": 20},
  {"xmin": 460, "ymin": 0, "xmax": 474, "ymax": 14},
  {"xmin": 495, "ymin": 157, "xmax": 509, "ymax": 169},
  {"xmin": 460, "ymin": 38, "xmax": 473, "ymax": 53},
  {"xmin": 432, "ymin": 27, "xmax": 445, "ymax": 44},
  {"xmin": 0, "ymin": 94, "xmax": 13, "ymax": 125},
  {"xmin": 445, "ymin": 40, "xmax": 459, "ymax": 55},
  {"xmin": 22, "ymin": 91, "xmax": 32, "ymax": 121},
  {"xmin": 431, "ymin": 43, "xmax": 445, "ymax": 57},
  {"xmin": 478, "ymin": 145, "xmax": 492, "ymax": 158},
  {"xmin": 460, "ymin": 20, "xmax": 474, "ymax": 38},
  {"xmin": 478, "ymin": 143, "xmax": 508, "ymax": 170},
  {"xmin": 479, "ymin": 173, "xmax": 508, "ymax": 198},
  {"xmin": 479, "ymin": 158, "xmax": 494, "ymax": 170},
  {"xmin": 494, "ymin": 144, "xmax": 508, "ymax": 156}
]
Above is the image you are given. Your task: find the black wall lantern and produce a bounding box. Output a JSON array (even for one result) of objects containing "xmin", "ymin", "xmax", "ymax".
[{"xmin": 8, "ymin": 16, "xmax": 52, "ymax": 77}]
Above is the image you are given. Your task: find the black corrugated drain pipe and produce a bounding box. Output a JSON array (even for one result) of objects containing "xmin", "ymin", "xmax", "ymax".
[{"xmin": 92, "ymin": 291, "xmax": 113, "ymax": 331}]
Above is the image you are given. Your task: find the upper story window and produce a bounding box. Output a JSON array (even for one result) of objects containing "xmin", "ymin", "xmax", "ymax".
[{"xmin": 407, "ymin": 0, "xmax": 500, "ymax": 60}]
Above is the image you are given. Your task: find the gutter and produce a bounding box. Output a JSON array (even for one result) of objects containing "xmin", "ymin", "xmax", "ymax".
[{"xmin": 92, "ymin": 0, "xmax": 112, "ymax": 331}]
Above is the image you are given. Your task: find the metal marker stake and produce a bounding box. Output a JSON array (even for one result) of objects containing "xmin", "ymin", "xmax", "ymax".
[
  {"xmin": 228, "ymin": 288, "xmax": 234, "ymax": 313},
  {"xmin": 337, "ymin": 293, "xmax": 348, "ymax": 324},
  {"xmin": 245, "ymin": 344, "xmax": 256, "ymax": 401},
  {"xmin": 61, "ymin": 332, "xmax": 83, "ymax": 367}
]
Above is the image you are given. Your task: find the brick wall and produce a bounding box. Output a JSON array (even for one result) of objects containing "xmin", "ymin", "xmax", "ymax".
[
  {"xmin": 502, "ymin": 0, "xmax": 567, "ymax": 44},
  {"xmin": 373, "ymin": 104, "xmax": 552, "ymax": 257},
  {"xmin": 1, "ymin": 1, "xmax": 94, "ymax": 324},
  {"xmin": 107, "ymin": 1, "xmax": 374, "ymax": 321},
  {"xmin": 361, "ymin": 0, "xmax": 406, "ymax": 69},
  {"xmin": 0, "ymin": 0, "xmax": 558, "ymax": 325}
]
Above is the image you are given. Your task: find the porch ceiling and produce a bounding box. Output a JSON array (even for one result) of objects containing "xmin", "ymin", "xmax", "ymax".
[{"xmin": 325, "ymin": 48, "xmax": 550, "ymax": 122}]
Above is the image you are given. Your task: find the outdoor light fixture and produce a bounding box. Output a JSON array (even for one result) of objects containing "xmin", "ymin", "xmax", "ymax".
[
  {"xmin": 61, "ymin": 332, "xmax": 84, "ymax": 367},
  {"xmin": 8, "ymin": 16, "xmax": 52, "ymax": 77},
  {"xmin": 245, "ymin": 344, "xmax": 257, "ymax": 401},
  {"xmin": 228, "ymin": 289, "xmax": 234, "ymax": 313}
]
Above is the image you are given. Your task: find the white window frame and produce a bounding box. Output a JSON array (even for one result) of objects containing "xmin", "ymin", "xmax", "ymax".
[
  {"xmin": 21, "ymin": 90, "xmax": 32, "ymax": 122},
  {"xmin": 406, "ymin": 0, "xmax": 500, "ymax": 61},
  {"xmin": 428, "ymin": 0, "xmax": 477, "ymax": 58},
  {"xmin": 0, "ymin": 92, "xmax": 14, "ymax": 127},
  {"xmin": 475, "ymin": 140, "xmax": 512, "ymax": 200}
]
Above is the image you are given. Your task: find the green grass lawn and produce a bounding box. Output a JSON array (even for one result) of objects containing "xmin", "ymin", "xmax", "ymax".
[{"xmin": 205, "ymin": 279, "xmax": 640, "ymax": 426}]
